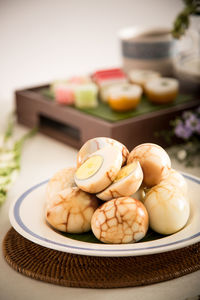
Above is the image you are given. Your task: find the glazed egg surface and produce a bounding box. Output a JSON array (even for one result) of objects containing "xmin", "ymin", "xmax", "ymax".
[
  {"xmin": 75, "ymin": 146, "xmax": 123, "ymax": 193},
  {"xmin": 91, "ymin": 197, "xmax": 149, "ymax": 244},
  {"xmin": 160, "ymin": 169, "xmax": 188, "ymax": 196},
  {"xmin": 77, "ymin": 137, "xmax": 129, "ymax": 167},
  {"xmin": 46, "ymin": 167, "xmax": 76, "ymax": 202},
  {"xmin": 127, "ymin": 143, "xmax": 171, "ymax": 187},
  {"xmin": 46, "ymin": 187, "xmax": 99, "ymax": 233},
  {"xmin": 144, "ymin": 182, "xmax": 190, "ymax": 235},
  {"xmin": 97, "ymin": 160, "xmax": 143, "ymax": 201}
]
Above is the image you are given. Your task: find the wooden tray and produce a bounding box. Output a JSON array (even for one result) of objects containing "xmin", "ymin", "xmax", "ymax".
[{"xmin": 15, "ymin": 85, "xmax": 200, "ymax": 150}]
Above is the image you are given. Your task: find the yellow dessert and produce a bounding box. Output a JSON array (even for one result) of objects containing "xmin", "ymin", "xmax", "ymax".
[
  {"xmin": 145, "ymin": 77, "xmax": 179, "ymax": 104},
  {"xmin": 108, "ymin": 83, "xmax": 142, "ymax": 112}
]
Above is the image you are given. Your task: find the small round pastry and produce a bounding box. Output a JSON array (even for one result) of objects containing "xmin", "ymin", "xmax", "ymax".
[
  {"xmin": 144, "ymin": 182, "xmax": 190, "ymax": 235},
  {"xmin": 74, "ymin": 146, "xmax": 122, "ymax": 193},
  {"xmin": 145, "ymin": 77, "xmax": 179, "ymax": 104},
  {"xmin": 127, "ymin": 143, "xmax": 171, "ymax": 187},
  {"xmin": 128, "ymin": 69, "xmax": 161, "ymax": 89},
  {"xmin": 46, "ymin": 167, "xmax": 76, "ymax": 202},
  {"xmin": 108, "ymin": 83, "xmax": 142, "ymax": 112},
  {"xmin": 77, "ymin": 137, "xmax": 129, "ymax": 167},
  {"xmin": 91, "ymin": 197, "xmax": 149, "ymax": 244},
  {"xmin": 97, "ymin": 160, "xmax": 143, "ymax": 201},
  {"xmin": 45, "ymin": 186, "xmax": 99, "ymax": 233}
]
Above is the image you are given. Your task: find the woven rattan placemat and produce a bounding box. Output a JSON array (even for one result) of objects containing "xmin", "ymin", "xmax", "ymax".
[{"xmin": 3, "ymin": 228, "xmax": 200, "ymax": 288}]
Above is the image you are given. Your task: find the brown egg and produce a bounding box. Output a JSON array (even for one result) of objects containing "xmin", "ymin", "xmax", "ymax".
[
  {"xmin": 127, "ymin": 143, "xmax": 171, "ymax": 187},
  {"xmin": 46, "ymin": 167, "xmax": 76, "ymax": 202},
  {"xmin": 144, "ymin": 181, "xmax": 190, "ymax": 235},
  {"xmin": 91, "ymin": 197, "xmax": 149, "ymax": 244},
  {"xmin": 46, "ymin": 186, "xmax": 99, "ymax": 233}
]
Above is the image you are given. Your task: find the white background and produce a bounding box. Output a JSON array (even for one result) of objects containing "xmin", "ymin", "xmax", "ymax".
[
  {"xmin": 0, "ymin": 2, "xmax": 200, "ymax": 300},
  {"xmin": 0, "ymin": 0, "xmax": 184, "ymax": 102}
]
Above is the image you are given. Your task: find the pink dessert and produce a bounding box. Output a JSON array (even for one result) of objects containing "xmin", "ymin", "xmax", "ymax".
[
  {"xmin": 55, "ymin": 85, "xmax": 75, "ymax": 105},
  {"xmin": 92, "ymin": 68, "xmax": 127, "ymax": 87}
]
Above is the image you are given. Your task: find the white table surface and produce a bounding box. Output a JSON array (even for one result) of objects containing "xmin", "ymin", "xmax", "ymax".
[{"xmin": 0, "ymin": 100, "xmax": 200, "ymax": 300}]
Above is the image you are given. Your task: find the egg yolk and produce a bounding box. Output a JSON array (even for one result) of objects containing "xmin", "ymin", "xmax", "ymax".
[
  {"xmin": 75, "ymin": 155, "xmax": 103, "ymax": 180},
  {"xmin": 114, "ymin": 162, "xmax": 136, "ymax": 182}
]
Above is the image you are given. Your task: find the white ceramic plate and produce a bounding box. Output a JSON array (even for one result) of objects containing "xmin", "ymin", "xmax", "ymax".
[{"xmin": 9, "ymin": 172, "xmax": 200, "ymax": 257}]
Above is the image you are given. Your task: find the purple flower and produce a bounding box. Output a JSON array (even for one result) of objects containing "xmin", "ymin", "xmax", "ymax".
[
  {"xmin": 185, "ymin": 114, "xmax": 199, "ymax": 132},
  {"xmin": 182, "ymin": 111, "xmax": 193, "ymax": 120},
  {"xmin": 174, "ymin": 121, "xmax": 193, "ymax": 140}
]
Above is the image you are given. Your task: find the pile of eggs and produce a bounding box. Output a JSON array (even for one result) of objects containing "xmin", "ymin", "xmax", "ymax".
[{"xmin": 45, "ymin": 138, "xmax": 190, "ymax": 244}]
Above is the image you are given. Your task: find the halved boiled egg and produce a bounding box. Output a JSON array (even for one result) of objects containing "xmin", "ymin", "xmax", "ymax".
[
  {"xmin": 74, "ymin": 146, "xmax": 122, "ymax": 193},
  {"xmin": 97, "ymin": 160, "xmax": 143, "ymax": 201},
  {"xmin": 77, "ymin": 137, "xmax": 129, "ymax": 167}
]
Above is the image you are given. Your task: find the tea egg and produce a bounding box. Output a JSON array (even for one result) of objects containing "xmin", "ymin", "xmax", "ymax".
[
  {"xmin": 74, "ymin": 146, "xmax": 122, "ymax": 193},
  {"xmin": 127, "ymin": 143, "xmax": 171, "ymax": 187},
  {"xmin": 45, "ymin": 186, "xmax": 99, "ymax": 233},
  {"xmin": 91, "ymin": 197, "xmax": 149, "ymax": 244},
  {"xmin": 160, "ymin": 168, "xmax": 188, "ymax": 196},
  {"xmin": 97, "ymin": 160, "xmax": 143, "ymax": 201},
  {"xmin": 46, "ymin": 167, "xmax": 76, "ymax": 202},
  {"xmin": 77, "ymin": 137, "xmax": 129, "ymax": 167},
  {"xmin": 144, "ymin": 181, "xmax": 190, "ymax": 235}
]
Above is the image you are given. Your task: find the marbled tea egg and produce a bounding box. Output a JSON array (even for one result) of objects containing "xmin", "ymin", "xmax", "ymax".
[
  {"xmin": 77, "ymin": 137, "xmax": 129, "ymax": 167},
  {"xmin": 75, "ymin": 146, "xmax": 122, "ymax": 193},
  {"xmin": 139, "ymin": 169, "xmax": 187, "ymax": 203},
  {"xmin": 127, "ymin": 143, "xmax": 171, "ymax": 187},
  {"xmin": 97, "ymin": 160, "xmax": 143, "ymax": 201},
  {"xmin": 91, "ymin": 197, "xmax": 149, "ymax": 244},
  {"xmin": 144, "ymin": 181, "xmax": 190, "ymax": 235},
  {"xmin": 46, "ymin": 167, "xmax": 76, "ymax": 202},
  {"xmin": 160, "ymin": 168, "xmax": 188, "ymax": 196},
  {"xmin": 45, "ymin": 186, "xmax": 99, "ymax": 233}
]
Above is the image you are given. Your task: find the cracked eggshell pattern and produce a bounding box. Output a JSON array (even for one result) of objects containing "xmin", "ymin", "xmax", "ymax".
[
  {"xmin": 45, "ymin": 187, "xmax": 99, "ymax": 233},
  {"xmin": 97, "ymin": 161, "xmax": 143, "ymax": 201},
  {"xmin": 46, "ymin": 167, "xmax": 76, "ymax": 202},
  {"xmin": 144, "ymin": 182, "xmax": 190, "ymax": 235},
  {"xmin": 77, "ymin": 137, "xmax": 129, "ymax": 167},
  {"xmin": 91, "ymin": 197, "xmax": 149, "ymax": 244},
  {"xmin": 160, "ymin": 169, "xmax": 188, "ymax": 196},
  {"xmin": 75, "ymin": 146, "xmax": 123, "ymax": 194},
  {"xmin": 139, "ymin": 169, "xmax": 187, "ymax": 203},
  {"xmin": 127, "ymin": 143, "xmax": 171, "ymax": 187}
]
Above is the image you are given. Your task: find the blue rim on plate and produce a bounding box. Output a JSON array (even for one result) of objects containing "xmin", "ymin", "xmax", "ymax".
[{"xmin": 10, "ymin": 173, "xmax": 200, "ymax": 256}]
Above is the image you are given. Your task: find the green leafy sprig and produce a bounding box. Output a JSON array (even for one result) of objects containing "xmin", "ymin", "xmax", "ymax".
[
  {"xmin": 0, "ymin": 113, "xmax": 37, "ymax": 205},
  {"xmin": 172, "ymin": 0, "xmax": 199, "ymax": 39}
]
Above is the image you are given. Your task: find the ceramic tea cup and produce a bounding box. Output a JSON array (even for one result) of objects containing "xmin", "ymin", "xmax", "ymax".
[{"xmin": 119, "ymin": 27, "xmax": 175, "ymax": 76}]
